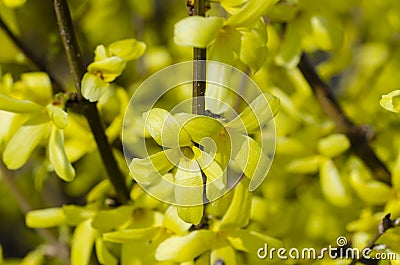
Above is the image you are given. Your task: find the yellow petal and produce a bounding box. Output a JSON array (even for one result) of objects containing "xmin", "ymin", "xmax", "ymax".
[
  {"xmin": 3, "ymin": 115, "xmax": 49, "ymax": 169},
  {"xmin": 286, "ymin": 155, "xmax": 321, "ymax": 174},
  {"xmin": 211, "ymin": 244, "xmax": 237, "ymax": 265},
  {"xmin": 63, "ymin": 205, "xmax": 95, "ymax": 226},
  {"xmin": 49, "ymin": 126, "xmax": 76, "ymax": 182},
  {"xmin": 232, "ymin": 134, "xmax": 271, "ymax": 191},
  {"xmin": 220, "ymin": 178, "xmax": 251, "ymax": 229},
  {"xmin": 2, "ymin": 0, "xmax": 26, "ymax": 8},
  {"xmin": 93, "ymin": 45, "xmax": 110, "ymax": 61},
  {"xmin": 129, "ymin": 149, "xmax": 178, "ymax": 185},
  {"xmin": 349, "ymin": 169, "xmax": 391, "ymax": 205},
  {"xmin": 195, "ymin": 147, "xmax": 224, "ymax": 187},
  {"xmin": 21, "ymin": 72, "xmax": 52, "ymax": 104},
  {"xmin": 175, "ymin": 159, "xmax": 204, "ymax": 224},
  {"xmin": 121, "ymin": 229, "xmax": 171, "ymax": 265},
  {"xmin": 174, "ymin": 16, "xmax": 224, "ymax": 48},
  {"xmin": 95, "ymin": 238, "xmax": 118, "ymax": 265},
  {"xmin": 204, "ymin": 73, "xmax": 236, "ymax": 115},
  {"xmin": 380, "ymin": 90, "xmax": 400, "ymax": 113},
  {"xmin": 275, "ymin": 22, "xmax": 302, "ymax": 68},
  {"xmin": 103, "ymin": 227, "xmax": 160, "ymax": 243},
  {"xmin": 26, "ymin": 208, "xmax": 66, "ymax": 228},
  {"xmin": 225, "ymin": 0, "xmax": 279, "ymax": 27},
  {"xmin": 238, "ymin": 19, "xmax": 268, "ymax": 73},
  {"xmin": 228, "ymin": 92, "xmax": 280, "ymax": 133},
  {"xmin": 227, "ymin": 230, "xmax": 281, "ymax": 253},
  {"xmin": 317, "ymin": 134, "xmax": 350, "ymax": 157},
  {"xmin": 0, "ymin": 93, "xmax": 43, "ymax": 113},
  {"xmin": 71, "ymin": 219, "xmax": 96, "ymax": 265},
  {"xmin": 194, "ymin": 147, "xmax": 225, "ymax": 200},
  {"xmin": 108, "ymin": 38, "xmax": 147, "ymax": 61},
  {"xmin": 91, "ymin": 205, "xmax": 134, "ymax": 230},
  {"xmin": 143, "ymin": 108, "xmax": 192, "ymax": 148},
  {"xmin": 81, "ymin": 73, "xmax": 110, "ymax": 102},
  {"xmin": 0, "ymin": 111, "xmax": 21, "ymax": 147},
  {"xmin": 147, "ymin": 173, "xmax": 175, "ymax": 203},
  {"xmin": 319, "ymin": 159, "xmax": 351, "ymax": 207},
  {"xmin": 46, "ymin": 104, "xmax": 68, "ymax": 129},
  {"xmin": 180, "ymin": 115, "xmax": 225, "ymax": 143},
  {"xmin": 176, "ymin": 205, "xmax": 203, "ymax": 226},
  {"xmin": 163, "ymin": 206, "xmax": 192, "ymax": 236},
  {"xmin": 20, "ymin": 249, "xmax": 45, "ymax": 265},
  {"xmin": 88, "ymin": 56, "xmax": 127, "ymax": 82},
  {"xmin": 156, "ymin": 230, "xmax": 215, "ymax": 262},
  {"xmin": 310, "ymin": 15, "xmax": 343, "ymax": 51}
]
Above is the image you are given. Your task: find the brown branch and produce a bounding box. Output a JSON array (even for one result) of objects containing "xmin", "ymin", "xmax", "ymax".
[
  {"xmin": 0, "ymin": 15, "xmax": 64, "ymax": 94},
  {"xmin": 350, "ymin": 213, "xmax": 395, "ymax": 265},
  {"xmin": 53, "ymin": 0, "xmax": 130, "ymax": 203},
  {"xmin": 52, "ymin": 0, "xmax": 85, "ymax": 100},
  {"xmin": 190, "ymin": 0, "xmax": 208, "ymax": 220},
  {"xmin": 298, "ymin": 52, "xmax": 391, "ymax": 186}
]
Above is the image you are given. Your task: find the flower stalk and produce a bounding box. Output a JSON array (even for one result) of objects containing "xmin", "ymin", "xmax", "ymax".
[
  {"xmin": 298, "ymin": 52, "xmax": 391, "ymax": 186},
  {"xmin": 192, "ymin": 0, "xmax": 207, "ymax": 115},
  {"xmin": 53, "ymin": 0, "xmax": 130, "ymax": 203}
]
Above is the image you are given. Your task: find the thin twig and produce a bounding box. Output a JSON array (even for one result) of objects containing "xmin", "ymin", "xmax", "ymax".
[
  {"xmin": 349, "ymin": 213, "xmax": 395, "ymax": 265},
  {"xmin": 191, "ymin": 0, "xmax": 208, "ymax": 221},
  {"xmin": 53, "ymin": 0, "xmax": 130, "ymax": 203},
  {"xmin": 192, "ymin": 0, "xmax": 206, "ymax": 115},
  {"xmin": 52, "ymin": 0, "xmax": 85, "ymax": 100},
  {"xmin": 298, "ymin": 52, "xmax": 391, "ymax": 186},
  {"xmin": 0, "ymin": 15, "xmax": 64, "ymax": 94}
]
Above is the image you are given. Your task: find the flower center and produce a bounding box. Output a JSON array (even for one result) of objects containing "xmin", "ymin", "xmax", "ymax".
[{"xmin": 180, "ymin": 146, "xmax": 195, "ymax": 159}]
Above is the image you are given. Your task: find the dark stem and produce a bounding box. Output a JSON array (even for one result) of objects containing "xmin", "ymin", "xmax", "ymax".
[
  {"xmin": 80, "ymin": 102, "xmax": 130, "ymax": 203},
  {"xmin": 53, "ymin": 0, "xmax": 130, "ymax": 203},
  {"xmin": 298, "ymin": 52, "xmax": 391, "ymax": 186},
  {"xmin": 52, "ymin": 0, "xmax": 85, "ymax": 100},
  {"xmin": 349, "ymin": 213, "xmax": 394, "ymax": 265},
  {"xmin": 0, "ymin": 15, "xmax": 64, "ymax": 94},
  {"xmin": 192, "ymin": 0, "xmax": 208, "ymax": 220},
  {"xmin": 192, "ymin": 0, "xmax": 206, "ymax": 115}
]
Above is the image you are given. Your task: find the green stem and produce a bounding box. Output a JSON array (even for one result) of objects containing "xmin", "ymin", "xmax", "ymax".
[
  {"xmin": 192, "ymin": 0, "xmax": 206, "ymax": 115},
  {"xmin": 190, "ymin": 0, "xmax": 208, "ymax": 219},
  {"xmin": 298, "ymin": 52, "xmax": 391, "ymax": 186},
  {"xmin": 0, "ymin": 15, "xmax": 64, "ymax": 94},
  {"xmin": 53, "ymin": 0, "xmax": 130, "ymax": 203},
  {"xmin": 52, "ymin": 0, "xmax": 85, "ymax": 100}
]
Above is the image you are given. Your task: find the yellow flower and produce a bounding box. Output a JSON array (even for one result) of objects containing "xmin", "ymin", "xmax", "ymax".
[{"xmin": 0, "ymin": 72, "xmax": 75, "ymax": 181}]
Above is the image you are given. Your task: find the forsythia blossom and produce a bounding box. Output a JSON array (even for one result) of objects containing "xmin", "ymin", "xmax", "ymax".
[{"xmin": 0, "ymin": 72, "xmax": 75, "ymax": 181}]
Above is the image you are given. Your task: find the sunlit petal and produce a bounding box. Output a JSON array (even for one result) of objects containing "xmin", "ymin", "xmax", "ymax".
[
  {"xmin": 174, "ymin": 158, "xmax": 204, "ymax": 224},
  {"xmin": 156, "ymin": 230, "xmax": 215, "ymax": 262},
  {"xmin": 49, "ymin": 126, "xmax": 76, "ymax": 182},
  {"xmin": 143, "ymin": 108, "xmax": 192, "ymax": 148},
  {"xmin": 3, "ymin": 114, "xmax": 49, "ymax": 169},
  {"xmin": 129, "ymin": 149, "xmax": 179, "ymax": 185}
]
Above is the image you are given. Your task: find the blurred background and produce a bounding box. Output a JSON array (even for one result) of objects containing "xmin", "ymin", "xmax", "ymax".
[{"xmin": 1, "ymin": 0, "xmax": 400, "ymax": 263}]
